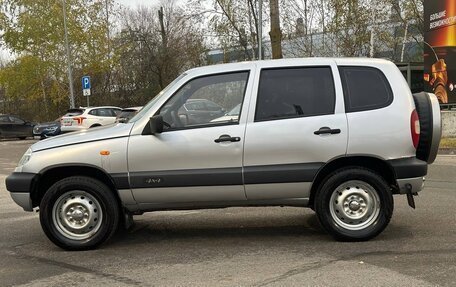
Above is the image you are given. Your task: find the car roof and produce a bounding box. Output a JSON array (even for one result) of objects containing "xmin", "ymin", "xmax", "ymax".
[
  {"xmin": 121, "ymin": 106, "xmax": 142, "ymax": 111},
  {"xmin": 184, "ymin": 57, "xmax": 394, "ymax": 76},
  {"xmin": 83, "ymin": 106, "xmax": 122, "ymax": 111}
]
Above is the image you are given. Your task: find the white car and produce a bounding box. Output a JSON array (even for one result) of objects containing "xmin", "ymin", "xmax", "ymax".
[{"xmin": 60, "ymin": 106, "xmax": 121, "ymax": 132}]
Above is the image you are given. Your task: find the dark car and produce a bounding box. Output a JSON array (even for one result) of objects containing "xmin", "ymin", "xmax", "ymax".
[
  {"xmin": 33, "ymin": 118, "xmax": 61, "ymax": 139},
  {"xmin": 0, "ymin": 114, "xmax": 34, "ymax": 140},
  {"xmin": 115, "ymin": 107, "xmax": 142, "ymax": 123},
  {"xmin": 177, "ymin": 99, "xmax": 225, "ymax": 125}
]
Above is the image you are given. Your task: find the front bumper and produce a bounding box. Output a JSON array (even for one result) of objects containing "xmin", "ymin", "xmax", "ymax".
[
  {"xmin": 5, "ymin": 172, "xmax": 37, "ymax": 211},
  {"xmin": 33, "ymin": 128, "xmax": 60, "ymax": 138}
]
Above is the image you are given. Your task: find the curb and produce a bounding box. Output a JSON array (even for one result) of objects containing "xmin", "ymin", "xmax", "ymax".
[{"xmin": 438, "ymin": 148, "xmax": 456, "ymax": 155}]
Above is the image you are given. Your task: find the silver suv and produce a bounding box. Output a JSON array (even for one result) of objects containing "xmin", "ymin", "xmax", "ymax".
[{"xmin": 6, "ymin": 58, "xmax": 441, "ymax": 250}]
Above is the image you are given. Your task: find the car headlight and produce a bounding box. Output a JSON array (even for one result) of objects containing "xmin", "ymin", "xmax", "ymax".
[{"xmin": 18, "ymin": 148, "xmax": 33, "ymax": 166}]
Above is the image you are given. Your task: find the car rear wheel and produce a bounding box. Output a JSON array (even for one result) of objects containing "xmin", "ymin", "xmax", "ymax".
[
  {"xmin": 314, "ymin": 168, "xmax": 393, "ymax": 241},
  {"xmin": 39, "ymin": 176, "xmax": 120, "ymax": 250}
]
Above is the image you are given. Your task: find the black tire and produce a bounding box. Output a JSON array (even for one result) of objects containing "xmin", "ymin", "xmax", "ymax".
[
  {"xmin": 39, "ymin": 176, "xmax": 120, "ymax": 250},
  {"xmin": 314, "ymin": 167, "xmax": 393, "ymax": 241},
  {"xmin": 18, "ymin": 137, "xmax": 27, "ymax": 140},
  {"xmin": 413, "ymin": 92, "xmax": 433, "ymax": 163}
]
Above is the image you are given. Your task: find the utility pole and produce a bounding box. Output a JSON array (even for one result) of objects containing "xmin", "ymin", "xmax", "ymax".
[
  {"xmin": 258, "ymin": 0, "xmax": 262, "ymax": 60},
  {"xmin": 62, "ymin": 0, "xmax": 75, "ymax": 108},
  {"xmin": 106, "ymin": 0, "xmax": 110, "ymax": 56}
]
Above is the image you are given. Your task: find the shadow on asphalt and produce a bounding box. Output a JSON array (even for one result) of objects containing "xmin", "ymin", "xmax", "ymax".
[
  {"xmin": 109, "ymin": 213, "xmax": 325, "ymax": 243},
  {"xmin": 102, "ymin": 211, "xmax": 415, "ymax": 250}
]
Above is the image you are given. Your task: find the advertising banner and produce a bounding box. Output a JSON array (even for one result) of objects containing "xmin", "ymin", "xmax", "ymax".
[{"xmin": 424, "ymin": 0, "xmax": 456, "ymax": 103}]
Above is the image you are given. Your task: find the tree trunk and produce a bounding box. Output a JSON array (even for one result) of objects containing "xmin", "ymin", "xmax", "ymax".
[
  {"xmin": 158, "ymin": 7, "xmax": 167, "ymax": 48},
  {"xmin": 268, "ymin": 0, "xmax": 282, "ymax": 59}
]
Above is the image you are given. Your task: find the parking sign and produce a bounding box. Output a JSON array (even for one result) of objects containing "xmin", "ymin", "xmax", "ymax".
[{"xmin": 82, "ymin": 76, "xmax": 91, "ymax": 89}]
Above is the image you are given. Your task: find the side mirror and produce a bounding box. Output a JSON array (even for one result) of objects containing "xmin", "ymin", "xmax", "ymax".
[{"xmin": 149, "ymin": 115, "xmax": 164, "ymax": 134}]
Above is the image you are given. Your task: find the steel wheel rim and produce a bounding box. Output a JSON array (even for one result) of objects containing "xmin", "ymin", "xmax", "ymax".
[
  {"xmin": 329, "ymin": 180, "xmax": 380, "ymax": 231},
  {"xmin": 52, "ymin": 190, "xmax": 103, "ymax": 240}
]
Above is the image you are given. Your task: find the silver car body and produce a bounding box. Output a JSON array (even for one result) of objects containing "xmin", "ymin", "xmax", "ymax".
[{"xmin": 9, "ymin": 58, "xmax": 438, "ymax": 212}]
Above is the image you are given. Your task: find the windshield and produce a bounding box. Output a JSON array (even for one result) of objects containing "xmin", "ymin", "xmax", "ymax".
[{"xmin": 129, "ymin": 73, "xmax": 187, "ymax": 123}]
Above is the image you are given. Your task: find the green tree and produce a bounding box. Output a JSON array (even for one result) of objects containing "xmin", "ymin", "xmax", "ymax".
[{"xmin": 0, "ymin": 0, "xmax": 113, "ymax": 120}]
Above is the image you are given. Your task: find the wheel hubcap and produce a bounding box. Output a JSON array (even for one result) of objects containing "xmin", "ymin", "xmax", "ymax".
[
  {"xmin": 52, "ymin": 190, "xmax": 103, "ymax": 240},
  {"xmin": 329, "ymin": 180, "xmax": 380, "ymax": 231}
]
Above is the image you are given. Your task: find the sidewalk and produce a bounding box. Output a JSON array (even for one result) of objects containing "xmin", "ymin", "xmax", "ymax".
[{"xmin": 438, "ymin": 148, "xmax": 456, "ymax": 155}]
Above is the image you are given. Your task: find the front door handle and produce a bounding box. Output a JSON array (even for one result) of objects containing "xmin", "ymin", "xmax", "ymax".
[
  {"xmin": 314, "ymin": 127, "xmax": 341, "ymax": 135},
  {"xmin": 214, "ymin": 134, "xmax": 241, "ymax": 143}
]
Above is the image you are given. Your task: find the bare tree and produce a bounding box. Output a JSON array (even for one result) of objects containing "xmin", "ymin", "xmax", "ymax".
[
  {"xmin": 269, "ymin": 0, "xmax": 283, "ymax": 59},
  {"xmin": 112, "ymin": 1, "xmax": 205, "ymax": 106}
]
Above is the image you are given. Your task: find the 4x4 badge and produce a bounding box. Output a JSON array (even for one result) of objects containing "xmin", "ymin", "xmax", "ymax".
[{"xmin": 145, "ymin": 177, "xmax": 163, "ymax": 184}]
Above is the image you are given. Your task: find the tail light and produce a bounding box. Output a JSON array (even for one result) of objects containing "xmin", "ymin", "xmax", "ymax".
[
  {"xmin": 73, "ymin": 117, "xmax": 86, "ymax": 125},
  {"xmin": 410, "ymin": 109, "xmax": 420, "ymax": 149}
]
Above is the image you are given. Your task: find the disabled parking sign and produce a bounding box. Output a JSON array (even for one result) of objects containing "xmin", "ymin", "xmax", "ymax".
[{"xmin": 82, "ymin": 76, "xmax": 91, "ymax": 96}]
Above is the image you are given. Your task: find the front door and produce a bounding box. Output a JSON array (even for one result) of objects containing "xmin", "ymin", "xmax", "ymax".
[
  {"xmin": 128, "ymin": 70, "xmax": 254, "ymax": 206},
  {"xmin": 9, "ymin": 116, "xmax": 30, "ymax": 137},
  {"xmin": 243, "ymin": 61, "xmax": 348, "ymax": 200}
]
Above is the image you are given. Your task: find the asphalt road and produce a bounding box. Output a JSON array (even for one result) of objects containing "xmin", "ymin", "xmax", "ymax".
[{"xmin": 0, "ymin": 139, "xmax": 455, "ymax": 286}]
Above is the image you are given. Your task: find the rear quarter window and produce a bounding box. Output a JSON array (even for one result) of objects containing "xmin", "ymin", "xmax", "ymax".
[
  {"xmin": 64, "ymin": 109, "xmax": 84, "ymax": 116},
  {"xmin": 339, "ymin": 66, "xmax": 393, "ymax": 113}
]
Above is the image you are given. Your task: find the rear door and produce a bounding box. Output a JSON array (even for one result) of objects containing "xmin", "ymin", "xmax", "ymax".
[{"xmin": 243, "ymin": 60, "xmax": 348, "ymax": 200}]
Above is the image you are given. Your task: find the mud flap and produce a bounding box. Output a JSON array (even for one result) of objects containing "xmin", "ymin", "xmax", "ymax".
[{"xmin": 406, "ymin": 192, "xmax": 416, "ymax": 209}]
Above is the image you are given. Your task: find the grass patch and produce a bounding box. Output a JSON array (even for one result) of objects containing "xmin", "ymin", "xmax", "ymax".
[{"xmin": 440, "ymin": 138, "xmax": 456, "ymax": 148}]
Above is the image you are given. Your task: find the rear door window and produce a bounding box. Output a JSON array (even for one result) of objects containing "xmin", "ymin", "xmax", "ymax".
[
  {"xmin": 98, "ymin": 109, "xmax": 114, "ymax": 117},
  {"xmin": 9, "ymin": 116, "xmax": 25, "ymax": 124},
  {"xmin": 255, "ymin": 67, "xmax": 335, "ymax": 122},
  {"xmin": 0, "ymin": 115, "xmax": 11, "ymax": 123},
  {"xmin": 338, "ymin": 66, "xmax": 393, "ymax": 112}
]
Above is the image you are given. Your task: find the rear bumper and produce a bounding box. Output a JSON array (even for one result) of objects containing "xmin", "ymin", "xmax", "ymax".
[
  {"xmin": 60, "ymin": 125, "xmax": 86, "ymax": 132},
  {"xmin": 388, "ymin": 157, "xmax": 427, "ymax": 178},
  {"xmin": 396, "ymin": 177, "xmax": 425, "ymax": 194},
  {"xmin": 388, "ymin": 157, "xmax": 427, "ymax": 194},
  {"xmin": 5, "ymin": 172, "xmax": 37, "ymax": 211}
]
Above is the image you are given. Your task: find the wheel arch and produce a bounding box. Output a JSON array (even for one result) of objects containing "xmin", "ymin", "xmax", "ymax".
[
  {"xmin": 309, "ymin": 155, "xmax": 398, "ymax": 208},
  {"xmin": 32, "ymin": 164, "xmax": 121, "ymax": 208}
]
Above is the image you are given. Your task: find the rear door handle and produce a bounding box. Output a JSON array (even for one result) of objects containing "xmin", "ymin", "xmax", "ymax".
[
  {"xmin": 214, "ymin": 134, "xmax": 241, "ymax": 143},
  {"xmin": 314, "ymin": 127, "xmax": 341, "ymax": 135}
]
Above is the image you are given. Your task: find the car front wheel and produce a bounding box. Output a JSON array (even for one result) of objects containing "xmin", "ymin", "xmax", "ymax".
[
  {"xmin": 314, "ymin": 168, "xmax": 393, "ymax": 241},
  {"xmin": 39, "ymin": 176, "xmax": 120, "ymax": 250}
]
